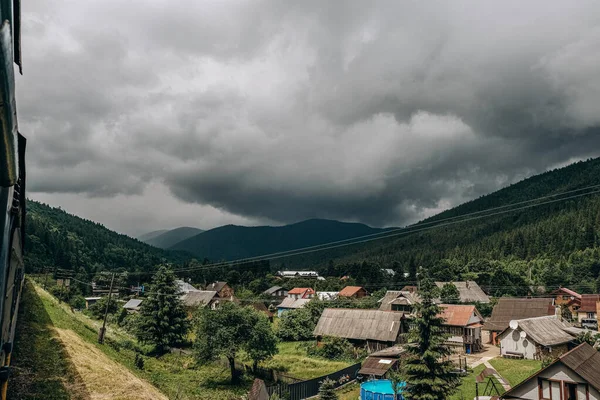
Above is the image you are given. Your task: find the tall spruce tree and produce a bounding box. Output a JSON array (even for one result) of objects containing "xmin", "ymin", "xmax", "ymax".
[
  {"xmin": 136, "ymin": 265, "xmax": 189, "ymax": 353},
  {"xmin": 404, "ymin": 278, "xmax": 460, "ymax": 400}
]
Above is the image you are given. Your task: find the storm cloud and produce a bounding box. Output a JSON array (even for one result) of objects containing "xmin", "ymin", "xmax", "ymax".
[{"xmin": 18, "ymin": 0, "xmax": 600, "ymax": 235}]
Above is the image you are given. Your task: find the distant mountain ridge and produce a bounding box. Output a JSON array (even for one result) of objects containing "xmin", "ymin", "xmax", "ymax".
[
  {"xmin": 142, "ymin": 227, "xmax": 204, "ymax": 249},
  {"xmin": 137, "ymin": 229, "xmax": 168, "ymax": 242},
  {"xmin": 169, "ymin": 219, "xmax": 386, "ymax": 260}
]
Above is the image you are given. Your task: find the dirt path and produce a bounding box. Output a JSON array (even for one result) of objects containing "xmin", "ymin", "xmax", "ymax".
[{"xmin": 54, "ymin": 328, "xmax": 168, "ymax": 400}]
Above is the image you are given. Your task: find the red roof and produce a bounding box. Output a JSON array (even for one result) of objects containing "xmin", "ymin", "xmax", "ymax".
[
  {"xmin": 551, "ymin": 287, "xmax": 582, "ymax": 299},
  {"xmin": 439, "ymin": 304, "xmax": 480, "ymax": 327},
  {"xmin": 288, "ymin": 287, "xmax": 314, "ymax": 295},
  {"xmin": 339, "ymin": 286, "xmax": 366, "ymax": 297},
  {"xmin": 579, "ymin": 294, "xmax": 600, "ymax": 313}
]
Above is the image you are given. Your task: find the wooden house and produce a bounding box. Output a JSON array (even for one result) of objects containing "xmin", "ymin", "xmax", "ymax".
[
  {"xmin": 180, "ymin": 290, "xmax": 227, "ymax": 313},
  {"xmin": 175, "ymin": 279, "xmax": 201, "ymax": 294},
  {"xmin": 576, "ymin": 295, "xmax": 600, "ymax": 323},
  {"xmin": 276, "ymin": 297, "xmax": 310, "ymax": 317},
  {"xmin": 84, "ymin": 296, "xmax": 101, "ymax": 309},
  {"xmin": 378, "ymin": 290, "xmax": 421, "ymax": 313},
  {"xmin": 262, "ymin": 286, "xmax": 288, "ymax": 298},
  {"xmin": 484, "ymin": 297, "xmax": 556, "ymax": 345},
  {"xmin": 498, "ymin": 316, "xmax": 577, "ymax": 360},
  {"xmin": 551, "ymin": 287, "xmax": 581, "ymax": 319},
  {"xmin": 313, "ymin": 308, "xmax": 408, "ymax": 352},
  {"xmin": 434, "ymin": 281, "xmax": 490, "ymax": 303},
  {"xmin": 206, "ymin": 281, "xmax": 234, "ymax": 298},
  {"xmin": 439, "ymin": 304, "xmax": 484, "ymax": 354},
  {"xmin": 339, "ymin": 286, "xmax": 368, "ymax": 298},
  {"xmin": 501, "ymin": 343, "xmax": 600, "ymax": 400}
]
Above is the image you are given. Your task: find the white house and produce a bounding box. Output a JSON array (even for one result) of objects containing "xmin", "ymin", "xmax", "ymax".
[{"xmin": 502, "ymin": 343, "xmax": 600, "ymax": 400}]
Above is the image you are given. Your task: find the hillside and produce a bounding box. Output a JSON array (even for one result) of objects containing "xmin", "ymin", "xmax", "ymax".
[
  {"xmin": 142, "ymin": 227, "xmax": 204, "ymax": 248},
  {"xmin": 170, "ymin": 219, "xmax": 387, "ymax": 261},
  {"xmin": 137, "ymin": 229, "xmax": 168, "ymax": 242},
  {"xmin": 273, "ymin": 158, "xmax": 600, "ymax": 294},
  {"xmin": 25, "ymin": 200, "xmax": 185, "ymax": 278}
]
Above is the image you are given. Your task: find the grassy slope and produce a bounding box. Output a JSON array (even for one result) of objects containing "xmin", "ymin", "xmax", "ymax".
[
  {"xmin": 15, "ymin": 280, "xmax": 251, "ymax": 400},
  {"xmin": 489, "ymin": 358, "xmax": 542, "ymax": 387},
  {"xmin": 261, "ymin": 341, "xmax": 352, "ymax": 380},
  {"xmin": 9, "ymin": 280, "xmax": 89, "ymax": 400}
]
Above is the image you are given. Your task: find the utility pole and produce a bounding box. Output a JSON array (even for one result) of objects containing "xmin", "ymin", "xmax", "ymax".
[
  {"xmin": 43, "ymin": 267, "xmax": 50, "ymax": 289},
  {"xmin": 98, "ymin": 272, "xmax": 115, "ymax": 344}
]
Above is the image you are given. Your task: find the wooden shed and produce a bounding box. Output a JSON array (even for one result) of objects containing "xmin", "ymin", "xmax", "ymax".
[{"xmin": 313, "ymin": 308, "xmax": 407, "ymax": 352}]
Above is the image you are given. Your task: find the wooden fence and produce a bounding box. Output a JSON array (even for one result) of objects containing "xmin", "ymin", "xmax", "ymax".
[{"xmin": 267, "ymin": 362, "xmax": 361, "ymax": 400}]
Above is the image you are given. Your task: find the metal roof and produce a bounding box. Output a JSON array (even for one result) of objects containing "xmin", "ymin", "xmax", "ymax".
[
  {"xmin": 206, "ymin": 281, "xmax": 228, "ymax": 292},
  {"xmin": 551, "ymin": 287, "xmax": 582, "ymax": 299},
  {"xmin": 263, "ymin": 286, "xmax": 284, "ymax": 295},
  {"xmin": 378, "ymin": 291, "xmax": 421, "ymax": 311},
  {"xmin": 339, "ymin": 286, "xmax": 366, "ymax": 297},
  {"xmin": 498, "ymin": 316, "xmax": 575, "ymax": 346},
  {"xmin": 484, "ymin": 297, "xmax": 555, "ymax": 332},
  {"xmin": 579, "ymin": 294, "xmax": 600, "ymax": 312},
  {"xmin": 180, "ymin": 291, "xmax": 217, "ymax": 307},
  {"xmin": 314, "ymin": 308, "xmax": 405, "ymax": 342},
  {"xmin": 435, "ymin": 281, "xmax": 490, "ymax": 303},
  {"xmin": 358, "ymin": 357, "xmax": 397, "ymax": 376},
  {"xmin": 277, "ymin": 297, "xmax": 310, "ymax": 309},
  {"xmin": 123, "ymin": 299, "xmax": 143, "ymax": 309},
  {"xmin": 439, "ymin": 304, "xmax": 482, "ymax": 327}
]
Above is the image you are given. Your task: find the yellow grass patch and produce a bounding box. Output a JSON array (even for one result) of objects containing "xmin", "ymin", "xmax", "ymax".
[{"xmin": 54, "ymin": 328, "xmax": 168, "ymax": 400}]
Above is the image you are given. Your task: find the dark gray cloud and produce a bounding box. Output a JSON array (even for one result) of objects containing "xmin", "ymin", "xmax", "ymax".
[{"xmin": 18, "ymin": 0, "xmax": 600, "ymax": 235}]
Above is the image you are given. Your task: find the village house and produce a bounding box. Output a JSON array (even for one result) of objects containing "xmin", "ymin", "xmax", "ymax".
[
  {"xmin": 317, "ymin": 291, "xmax": 339, "ymax": 301},
  {"xmin": 434, "ymin": 281, "xmax": 491, "ymax": 303},
  {"xmin": 123, "ymin": 299, "xmax": 143, "ymax": 312},
  {"xmin": 205, "ymin": 281, "xmax": 234, "ymax": 298},
  {"xmin": 262, "ymin": 286, "xmax": 288, "ymax": 298},
  {"xmin": 180, "ymin": 290, "xmax": 223, "ymax": 312},
  {"xmin": 439, "ymin": 304, "xmax": 484, "ymax": 354},
  {"xmin": 378, "ymin": 290, "xmax": 421, "ymax": 313},
  {"xmin": 576, "ymin": 294, "xmax": 600, "ymax": 323},
  {"xmin": 276, "ymin": 270, "xmax": 320, "ymax": 279},
  {"xmin": 498, "ymin": 316, "xmax": 577, "ymax": 360},
  {"xmin": 313, "ymin": 308, "xmax": 408, "ymax": 352},
  {"xmin": 358, "ymin": 345, "xmax": 408, "ymax": 378},
  {"xmin": 175, "ymin": 279, "xmax": 200, "ymax": 294},
  {"xmin": 251, "ymin": 302, "xmax": 275, "ymax": 322},
  {"xmin": 339, "ymin": 286, "xmax": 368, "ymax": 298},
  {"xmin": 551, "ymin": 287, "xmax": 581, "ymax": 319},
  {"xmin": 484, "ymin": 297, "xmax": 556, "ymax": 345},
  {"xmin": 287, "ymin": 287, "xmax": 315, "ymax": 300},
  {"xmin": 84, "ymin": 296, "xmax": 101, "ymax": 309},
  {"xmin": 276, "ymin": 297, "xmax": 311, "ymax": 317},
  {"xmin": 501, "ymin": 343, "xmax": 600, "ymax": 400}
]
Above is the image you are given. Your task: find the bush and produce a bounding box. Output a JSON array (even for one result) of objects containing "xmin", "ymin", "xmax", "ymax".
[
  {"xmin": 134, "ymin": 353, "xmax": 145, "ymax": 370},
  {"xmin": 88, "ymin": 297, "xmax": 119, "ymax": 319},
  {"xmin": 49, "ymin": 286, "xmax": 70, "ymax": 302},
  {"xmin": 306, "ymin": 337, "xmax": 354, "ymax": 360},
  {"xmin": 277, "ymin": 308, "xmax": 315, "ymax": 341},
  {"xmin": 69, "ymin": 295, "xmax": 86, "ymax": 310}
]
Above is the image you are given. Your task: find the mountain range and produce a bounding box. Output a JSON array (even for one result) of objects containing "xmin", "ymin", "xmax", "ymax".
[
  {"xmin": 25, "ymin": 157, "xmax": 600, "ymax": 291},
  {"xmin": 138, "ymin": 227, "xmax": 204, "ymax": 249}
]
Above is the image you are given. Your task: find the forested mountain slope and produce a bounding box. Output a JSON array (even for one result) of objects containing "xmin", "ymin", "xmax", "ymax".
[
  {"xmin": 142, "ymin": 227, "xmax": 204, "ymax": 249},
  {"xmin": 25, "ymin": 200, "xmax": 184, "ymax": 276},
  {"xmin": 278, "ymin": 158, "xmax": 600, "ymax": 294},
  {"xmin": 170, "ymin": 219, "xmax": 387, "ymax": 261},
  {"xmin": 137, "ymin": 229, "xmax": 168, "ymax": 242}
]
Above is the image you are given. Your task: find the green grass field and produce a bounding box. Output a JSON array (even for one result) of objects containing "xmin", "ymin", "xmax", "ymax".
[
  {"xmin": 12, "ymin": 280, "xmax": 252, "ymax": 400},
  {"xmin": 489, "ymin": 358, "xmax": 541, "ymax": 387},
  {"xmin": 262, "ymin": 341, "xmax": 353, "ymax": 380}
]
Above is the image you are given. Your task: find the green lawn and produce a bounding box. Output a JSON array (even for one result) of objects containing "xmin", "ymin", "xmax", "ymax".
[
  {"xmin": 262, "ymin": 341, "xmax": 353, "ymax": 380},
  {"xmin": 337, "ymin": 382, "xmax": 360, "ymax": 400},
  {"xmin": 16, "ymin": 280, "xmax": 252, "ymax": 400},
  {"xmin": 489, "ymin": 358, "xmax": 541, "ymax": 387}
]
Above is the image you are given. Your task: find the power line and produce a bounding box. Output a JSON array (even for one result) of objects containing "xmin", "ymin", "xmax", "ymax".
[{"xmin": 152, "ymin": 187, "xmax": 600, "ymax": 275}]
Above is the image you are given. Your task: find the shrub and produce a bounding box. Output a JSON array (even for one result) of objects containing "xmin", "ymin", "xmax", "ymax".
[
  {"xmin": 49, "ymin": 286, "xmax": 70, "ymax": 302},
  {"xmin": 277, "ymin": 309, "xmax": 315, "ymax": 341},
  {"xmin": 134, "ymin": 353, "xmax": 145, "ymax": 370},
  {"xmin": 88, "ymin": 297, "xmax": 119, "ymax": 319},
  {"xmin": 306, "ymin": 337, "xmax": 354, "ymax": 360},
  {"xmin": 69, "ymin": 295, "xmax": 86, "ymax": 310}
]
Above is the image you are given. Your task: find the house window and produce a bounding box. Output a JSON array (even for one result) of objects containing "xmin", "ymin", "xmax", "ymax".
[
  {"xmin": 539, "ymin": 379, "xmax": 588, "ymax": 400},
  {"xmin": 587, "ymin": 312, "xmax": 595, "ymax": 319}
]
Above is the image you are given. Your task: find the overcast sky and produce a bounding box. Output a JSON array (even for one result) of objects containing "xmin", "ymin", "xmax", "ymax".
[{"xmin": 19, "ymin": 0, "xmax": 600, "ymax": 237}]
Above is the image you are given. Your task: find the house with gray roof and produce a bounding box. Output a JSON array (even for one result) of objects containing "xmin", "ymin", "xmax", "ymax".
[
  {"xmin": 498, "ymin": 315, "xmax": 577, "ymax": 360},
  {"xmin": 123, "ymin": 298, "xmax": 143, "ymax": 312},
  {"xmin": 502, "ymin": 343, "xmax": 600, "ymax": 400},
  {"xmin": 434, "ymin": 281, "xmax": 490, "ymax": 303},
  {"xmin": 378, "ymin": 290, "xmax": 421, "ymax": 313}
]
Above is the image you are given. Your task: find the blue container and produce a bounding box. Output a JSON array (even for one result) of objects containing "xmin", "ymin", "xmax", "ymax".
[{"xmin": 360, "ymin": 379, "xmax": 406, "ymax": 400}]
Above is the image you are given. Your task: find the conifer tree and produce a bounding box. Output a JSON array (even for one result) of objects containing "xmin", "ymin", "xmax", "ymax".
[
  {"xmin": 318, "ymin": 378, "xmax": 338, "ymax": 400},
  {"xmin": 136, "ymin": 265, "xmax": 189, "ymax": 353},
  {"xmin": 404, "ymin": 278, "xmax": 460, "ymax": 400}
]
